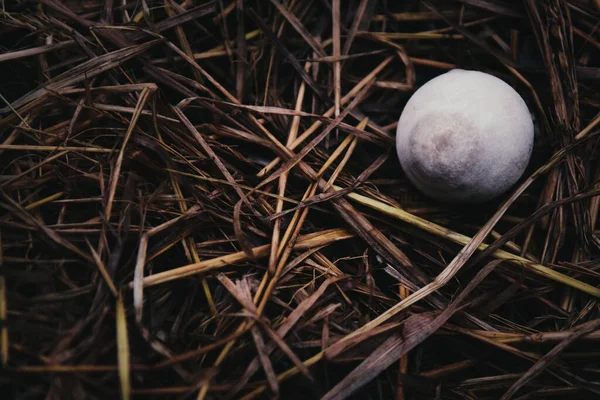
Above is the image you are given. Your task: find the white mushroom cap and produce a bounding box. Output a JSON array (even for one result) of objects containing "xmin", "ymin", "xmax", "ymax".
[{"xmin": 396, "ymin": 69, "xmax": 534, "ymax": 203}]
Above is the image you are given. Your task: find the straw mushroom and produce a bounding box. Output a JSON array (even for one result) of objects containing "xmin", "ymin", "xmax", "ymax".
[{"xmin": 396, "ymin": 69, "xmax": 534, "ymax": 203}]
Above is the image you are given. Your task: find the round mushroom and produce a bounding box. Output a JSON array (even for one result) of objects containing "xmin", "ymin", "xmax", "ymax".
[{"xmin": 396, "ymin": 69, "xmax": 534, "ymax": 203}]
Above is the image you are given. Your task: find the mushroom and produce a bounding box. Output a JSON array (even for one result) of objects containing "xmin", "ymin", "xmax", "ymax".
[{"xmin": 396, "ymin": 69, "xmax": 534, "ymax": 203}]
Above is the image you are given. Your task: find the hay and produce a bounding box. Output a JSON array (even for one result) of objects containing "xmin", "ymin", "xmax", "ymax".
[{"xmin": 1, "ymin": 0, "xmax": 600, "ymax": 399}]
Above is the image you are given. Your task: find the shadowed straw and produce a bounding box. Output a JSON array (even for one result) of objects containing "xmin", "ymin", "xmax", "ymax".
[{"xmin": 2, "ymin": 1, "xmax": 600, "ymax": 400}]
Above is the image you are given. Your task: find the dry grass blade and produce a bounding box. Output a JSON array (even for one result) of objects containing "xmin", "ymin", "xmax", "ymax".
[
  {"xmin": 86, "ymin": 239, "xmax": 118, "ymax": 297},
  {"xmin": 499, "ymin": 318, "xmax": 600, "ymax": 400},
  {"xmin": 0, "ymin": 192, "xmax": 93, "ymax": 263},
  {"xmin": 258, "ymin": 77, "xmax": 374, "ymax": 187},
  {"xmin": 136, "ymin": 229, "xmax": 352, "ymax": 287},
  {"xmin": 133, "ymin": 204, "xmax": 202, "ymax": 321},
  {"xmin": 216, "ymin": 273, "xmax": 257, "ymax": 314},
  {"xmin": 259, "ymin": 322, "xmax": 313, "ymax": 381},
  {"xmin": 0, "ymin": 40, "xmax": 76, "ymax": 63},
  {"xmin": 342, "ymin": 0, "xmax": 370, "ymax": 56},
  {"xmin": 321, "ymin": 313, "xmax": 438, "ymax": 400},
  {"xmin": 257, "ymin": 55, "xmax": 393, "ymax": 177},
  {"xmin": 332, "ymin": 0, "xmax": 341, "ymax": 121},
  {"xmin": 0, "ymin": 40, "xmax": 161, "ymax": 114},
  {"xmin": 322, "ymin": 258, "xmax": 504, "ymax": 399},
  {"xmin": 0, "ymin": 276, "xmax": 7, "ymax": 366},
  {"xmin": 116, "ymin": 292, "xmax": 131, "ymax": 400},
  {"xmin": 247, "ymin": 7, "xmax": 328, "ymax": 104},
  {"xmin": 337, "ymin": 187, "xmax": 600, "ymax": 297},
  {"xmin": 457, "ymin": 0, "xmax": 523, "ymax": 18},
  {"xmin": 104, "ymin": 86, "xmax": 154, "ymax": 221},
  {"xmin": 0, "ymin": 144, "xmax": 115, "ymax": 153},
  {"xmin": 172, "ymin": 106, "xmax": 251, "ymax": 206},
  {"xmin": 421, "ymin": 1, "xmax": 514, "ymax": 66},
  {"xmin": 269, "ymin": 0, "xmax": 325, "ymax": 57},
  {"xmin": 323, "ymin": 321, "xmax": 404, "ymax": 360},
  {"xmin": 164, "ymin": 0, "xmax": 204, "ymax": 85},
  {"xmin": 133, "ymin": 233, "xmax": 148, "ymax": 323},
  {"xmin": 233, "ymin": 198, "xmax": 257, "ymax": 262},
  {"xmin": 229, "ymin": 276, "xmax": 345, "ymax": 398},
  {"xmin": 250, "ymin": 326, "xmax": 279, "ymax": 397}
]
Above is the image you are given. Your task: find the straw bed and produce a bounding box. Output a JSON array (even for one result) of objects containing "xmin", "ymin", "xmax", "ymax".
[{"xmin": 1, "ymin": 1, "xmax": 600, "ymax": 399}]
